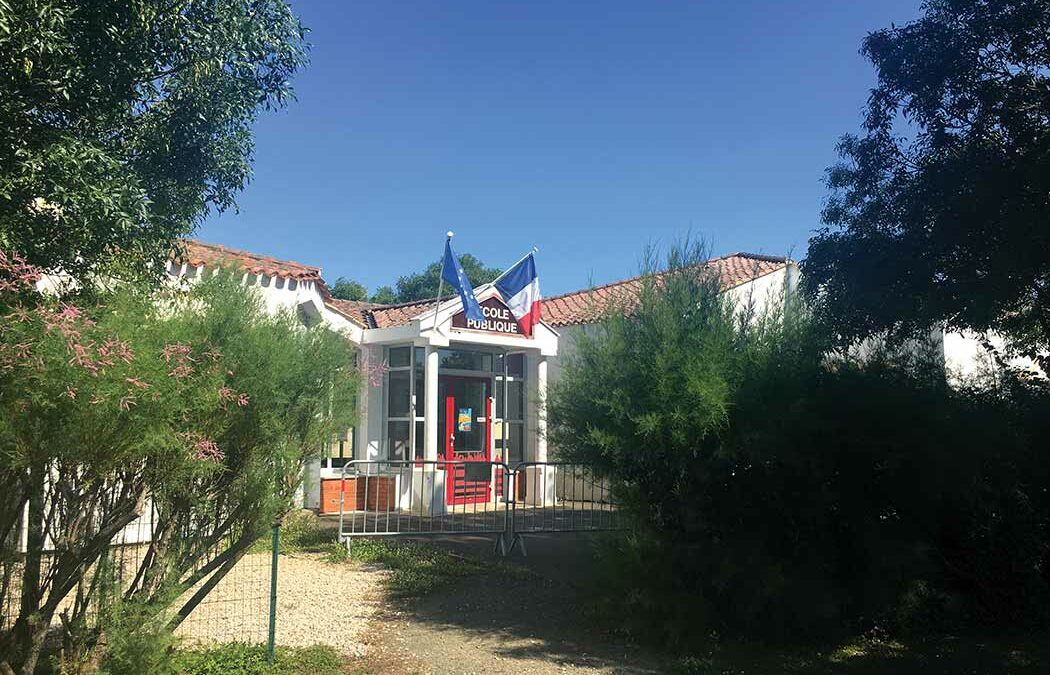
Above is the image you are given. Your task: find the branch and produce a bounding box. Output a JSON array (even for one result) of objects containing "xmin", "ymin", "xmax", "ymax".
[{"xmin": 39, "ymin": 486, "xmax": 146, "ymax": 618}]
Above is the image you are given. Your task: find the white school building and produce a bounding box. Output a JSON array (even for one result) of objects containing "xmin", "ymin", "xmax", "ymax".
[
  {"xmin": 168, "ymin": 240, "xmax": 1042, "ymax": 517},
  {"xmin": 170, "ymin": 240, "xmax": 797, "ymax": 514}
]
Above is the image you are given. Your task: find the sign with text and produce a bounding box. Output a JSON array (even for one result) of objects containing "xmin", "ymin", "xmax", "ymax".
[
  {"xmin": 451, "ymin": 297, "xmax": 526, "ymax": 336},
  {"xmin": 458, "ymin": 408, "xmax": 473, "ymax": 432}
]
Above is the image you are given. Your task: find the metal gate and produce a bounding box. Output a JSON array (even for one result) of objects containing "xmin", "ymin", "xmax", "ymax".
[
  {"xmin": 336, "ymin": 460, "xmax": 513, "ymax": 553},
  {"xmin": 508, "ymin": 462, "xmax": 621, "ymax": 555},
  {"xmin": 336, "ymin": 460, "xmax": 622, "ymax": 556}
]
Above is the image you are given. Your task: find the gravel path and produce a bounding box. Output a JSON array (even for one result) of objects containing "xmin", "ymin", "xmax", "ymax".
[
  {"xmin": 174, "ymin": 534, "xmax": 665, "ymax": 672},
  {"xmin": 176, "ymin": 552, "xmax": 389, "ymax": 657},
  {"xmin": 350, "ymin": 534, "xmax": 668, "ymax": 675}
]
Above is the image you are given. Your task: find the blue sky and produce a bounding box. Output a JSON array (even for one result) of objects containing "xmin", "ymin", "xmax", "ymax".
[{"xmin": 197, "ymin": 0, "xmax": 922, "ymax": 297}]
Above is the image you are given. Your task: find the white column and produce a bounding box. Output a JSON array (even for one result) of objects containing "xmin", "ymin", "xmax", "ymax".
[
  {"xmin": 424, "ymin": 345, "xmax": 440, "ymax": 461},
  {"xmin": 535, "ymin": 355, "xmax": 548, "ymax": 462},
  {"xmin": 526, "ymin": 355, "xmax": 555, "ymax": 506},
  {"xmin": 419, "ymin": 345, "xmax": 445, "ymax": 514}
]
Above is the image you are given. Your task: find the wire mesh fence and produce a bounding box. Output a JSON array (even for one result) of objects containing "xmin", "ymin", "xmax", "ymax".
[
  {"xmin": 1, "ymin": 459, "xmax": 620, "ymax": 666},
  {"xmin": 172, "ymin": 539, "xmax": 274, "ymax": 646},
  {"xmin": 0, "ymin": 502, "xmax": 277, "ymax": 649}
]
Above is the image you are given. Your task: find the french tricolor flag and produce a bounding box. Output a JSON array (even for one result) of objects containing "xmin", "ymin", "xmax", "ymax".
[{"xmin": 494, "ymin": 253, "xmax": 541, "ymax": 337}]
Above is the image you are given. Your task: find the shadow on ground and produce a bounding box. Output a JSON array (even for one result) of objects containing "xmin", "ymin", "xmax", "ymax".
[
  {"xmin": 369, "ymin": 531, "xmax": 665, "ymax": 674},
  {"xmin": 324, "ymin": 519, "xmax": 1050, "ymax": 674}
]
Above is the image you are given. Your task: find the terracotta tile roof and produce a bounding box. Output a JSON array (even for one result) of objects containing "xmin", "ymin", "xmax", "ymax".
[
  {"xmin": 323, "ymin": 298, "xmax": 385, "ymax": 328},
  {"xmin": 326, "ymin": 252, "xmax": 792, "ymax": 331},
  {"xmin": 324, "ymin": 297, "xmax": 443, "ymax": 329},
  {"xmin": 173, "ymin": 239, "xmax": 324, "ymax": 282},
  {"xmin": 541, "ymin": 252, "xmax": 792, "ymax": 327},
  {"xmin": 370, "ymin": 298, "xmax": 441, "ymax": 328}
]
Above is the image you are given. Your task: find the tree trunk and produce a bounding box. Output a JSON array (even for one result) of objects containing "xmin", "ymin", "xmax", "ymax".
[{"xmin": 0, "ymin": 461, "xmax": 48, "ymax": 675}]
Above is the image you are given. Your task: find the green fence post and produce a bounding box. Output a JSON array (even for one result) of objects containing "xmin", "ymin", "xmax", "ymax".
[{"xmin": 266, "ymin": 521, "xmax": 279, "ymax": 665}]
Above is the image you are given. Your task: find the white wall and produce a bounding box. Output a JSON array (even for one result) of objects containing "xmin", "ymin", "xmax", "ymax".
[
  {"xmin": 943, "ymin": 329, "xmax": 1045, "ymax": 385},
  {"xmin": 162, "ymin": 262, "xmax": 334, "ymax": 324},
  {"xmin": 724, "ymin": 266, "xmax": 794, "ymax": 319},
  {"xmin": 550, "ymin": 266, "xmax": 795, "ymax": 386}
]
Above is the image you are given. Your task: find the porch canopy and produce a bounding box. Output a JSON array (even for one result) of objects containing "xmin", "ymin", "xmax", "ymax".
[{"xmin": 341, "ymin": 283, "xmax": 559, "ymax": 471}]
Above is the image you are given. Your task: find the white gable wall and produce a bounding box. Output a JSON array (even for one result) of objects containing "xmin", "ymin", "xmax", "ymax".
[{"xmin": 549, "ymin": 266, "xmax": 796, "ymax": 387}]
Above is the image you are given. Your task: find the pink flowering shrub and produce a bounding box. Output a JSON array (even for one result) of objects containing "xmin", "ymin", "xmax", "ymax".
[
  {"xmin": 360, "ymin": 353, "xmax": 389, "ymax": 387},
  {"xmin": 0, "ymin": 253, "xmax": 359, "ymax": 667}
]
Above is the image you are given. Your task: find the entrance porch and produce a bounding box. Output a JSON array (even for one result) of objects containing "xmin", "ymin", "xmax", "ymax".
[{"xmin": 310, "ymin": 289, "xmax": 559, "ymax": 515}]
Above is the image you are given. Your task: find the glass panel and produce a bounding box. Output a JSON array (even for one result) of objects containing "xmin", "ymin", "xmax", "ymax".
[
  {"xmin": 387, "ymin": 370, "xmax": 411, "ymax": 417},
  {"xmin": 332, "ymin": 441, "xmax": 349, "ymax": 468},
  {"xmin": 326, "ymin": 431, "xmax": 354, "ymax": 468},
  {"xmin": 439, "ymin": 349, "xmax": 492, "ymax": 371},
  {"xmin": 414, "ymin": 421, "xmax": 424, "ymax": 460},
  {"xmin": 414, "ymin": 370, "xmax": 425, "ymax": 417},
  {"xmin": 387, "ymin": 421, "xmax": 410, "ymax": 460},
  {"xmin": 388, "ymin": 346, "xmax": 411, "ymax": 368},
  {"xmin": 506, "ymin": 422, "xmax": 525, "ymax": 464},
  {"xmin": 506, "ymin": 380, "xmax": 525, "ymax": 421},
  {"xmin": 414, "ymin": 347, "xmax": 425, "ymax": 370},
  {"xmin": 507, "ymin": 353, "xmax": 525, "ymax": 378}
]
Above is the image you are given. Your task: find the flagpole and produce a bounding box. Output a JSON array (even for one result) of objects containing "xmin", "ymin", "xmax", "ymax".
[
  {"xmin": 431, "ymin": 231, "xmax": 453, "ymax": 332},
  {"xmin": 489, "ymin": 246, "xmax": 539, "ymax": 287}
]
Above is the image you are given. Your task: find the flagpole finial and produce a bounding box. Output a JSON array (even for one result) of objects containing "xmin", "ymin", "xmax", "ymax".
[{"xmin": 446, "ymin": 231, "xmax": 454, "ymax": 239}]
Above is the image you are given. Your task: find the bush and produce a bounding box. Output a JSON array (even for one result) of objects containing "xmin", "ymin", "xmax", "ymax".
[
  {"xmin": 272, "ymin": 510, "xmax": 340, "ymax": 554},
  {"xmin": 173, "ymin": 643, "xmax": 344, "ymax": 675},
  {"xmin": 87, "ymin": 601, "xmax": 180, "ymax": 675},
  {"xmin": 349, "ymin": 540, "xmax": 484, "ymax": 597},
  {"xmin": 0, "ymin": 264, "xmax": 358, "ymax": 672},
  {"xmin": 550, "ymin": 243, "xmax": 1050, "ymax": 643}
]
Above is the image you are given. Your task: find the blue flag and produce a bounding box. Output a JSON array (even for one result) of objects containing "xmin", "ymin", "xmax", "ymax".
[{"xmin": 441, "ymin": 240, "xmax": 484, "ymax": 323}]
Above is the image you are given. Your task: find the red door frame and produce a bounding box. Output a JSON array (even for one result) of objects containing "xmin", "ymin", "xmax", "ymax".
[{"xmin": 441, "ymin": 375, "xmax": 493, "ymax": 506}]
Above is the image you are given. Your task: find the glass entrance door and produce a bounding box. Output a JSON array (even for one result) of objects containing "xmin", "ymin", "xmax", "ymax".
[{"xmin": 438, "ymin": 375, "xmax": 492, "ymax": 505}]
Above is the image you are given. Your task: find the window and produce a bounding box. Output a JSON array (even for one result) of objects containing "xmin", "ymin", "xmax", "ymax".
[
  {"xmin": 507, "ymin": 352, "xmax": 525, "ymax": 378},
  {"xmin": 384, "ymin": 345, "xmax": 426, "ymax": 461},
  {"xmin": 495, "ymin": 353, "xmax": 527, "ymax": 464},
  {"xmin": 506, "ymin": 379, "xmax": 525, "ymax": 420},
  {"xmin": 389, "ymin": 346, "xmax": 411, "ymax": 368},
  {"xmin": 438, "ymin": 348, "xmax": 492, "ymax": 371},
  {"xmin": 387, "ymin": 421, "xmax": 410, "ymax": 460},
  {"xmin": 387, "ymin": 371, "xmax": 411, "ymax": 417},
  {"xmin": 322, "ymin": 428, "xmax": 354, "ymax": 470}
]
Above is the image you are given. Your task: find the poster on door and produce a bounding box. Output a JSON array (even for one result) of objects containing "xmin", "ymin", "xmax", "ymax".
[{"xmin": 457, "ymin": 408, "xmax": 472, "ymax": 432}]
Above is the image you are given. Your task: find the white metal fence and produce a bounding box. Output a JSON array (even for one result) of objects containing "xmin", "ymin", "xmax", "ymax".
[{"xmin": 336, "ymin": 460, "xmax": 623, "ymax": 556}]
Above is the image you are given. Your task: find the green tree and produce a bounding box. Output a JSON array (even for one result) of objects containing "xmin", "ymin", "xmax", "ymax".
[
  {"xmin": 0, "ymin": 256, "xmax": 356, "ymax": 673},
  {"xmin": 369, "ymin": 285, "xmax": 397, "ymax": 304},
  {"xmin": 804, "ymin": 0, "xmax": 1050, "ymax": 368},
  {"xmin": 551, "ymin": 243, "xmax": 1050, "ymax": 642},
  {"xmin": 392, "ymin": 253, "xmax": 501, "ymax": 303},
  {"xmin": 329, "ymin": 276, "xmax": 369, "ymax": 301},
  {"xmin": 0, "ymin": 0, "xmax": 308, "ymax": 284}
]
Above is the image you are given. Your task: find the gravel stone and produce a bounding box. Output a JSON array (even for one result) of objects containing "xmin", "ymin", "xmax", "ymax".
[{"xmin": 176, "ymin": 552, "xmax": 389, "ymax": 656}]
